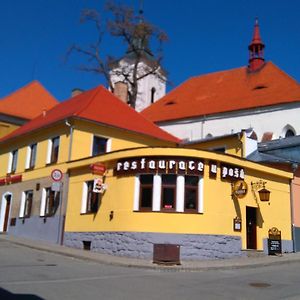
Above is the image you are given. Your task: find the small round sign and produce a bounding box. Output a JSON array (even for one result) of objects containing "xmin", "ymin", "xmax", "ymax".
[{"xmin": 51, "ymin": 169, "xmax": 63, "ymax": 182}]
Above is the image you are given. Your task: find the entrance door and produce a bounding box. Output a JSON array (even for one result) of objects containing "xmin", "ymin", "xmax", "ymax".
[
  {"xmin": 246, "ymin": 207, "xmax": 257, "ymax": 249},
  {"xmin": 3, "ymin": 194, "xmax": 11, "ymax": 232}
]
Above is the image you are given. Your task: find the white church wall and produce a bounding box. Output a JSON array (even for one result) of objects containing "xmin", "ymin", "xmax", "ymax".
[{"xmin": 158, "ymin": 103, "xmax": 300, "ymax": 142}]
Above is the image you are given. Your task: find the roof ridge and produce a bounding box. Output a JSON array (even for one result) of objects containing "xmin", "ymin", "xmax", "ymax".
[
  {"xmin": 72, "ymin": 86, "xmax": 103, "ymax": 116},
  {"xmin": 0, "ymin": 80, "xmax": 40, "ymax": 101}
]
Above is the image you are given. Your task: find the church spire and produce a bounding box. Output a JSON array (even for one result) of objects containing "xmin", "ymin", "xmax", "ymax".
[{"xmin": 248, "ymin": 18, "xmax": 265, "ymax": 72}]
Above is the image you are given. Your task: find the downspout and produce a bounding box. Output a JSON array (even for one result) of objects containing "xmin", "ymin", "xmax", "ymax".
[
  {"xmin": 65, "ymin": 120, "xmax": 74, "ymax": 161},
  {"xmin": 291, "ymin": 163, "xmax": 298, "ymax": 252}
]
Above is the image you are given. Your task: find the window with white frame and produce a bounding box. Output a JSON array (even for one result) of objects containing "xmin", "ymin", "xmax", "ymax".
[
  {"xmin": 8, "ymin": 149, "xmax": 18, "ymax": 173},
  {"xmin": 40, "ymin": 187, "xmax": 60, "ymax": 217},
  {"xmin": 25, "ymin": 143, "xmax": 37, "ymax": 169},
  {"xmin": 134, "ymin": 174, "xmax": 203, "ymax": 213},
  {"xmin": 81, "ymin": 180, "xmax": 101, "ymax": 214},
  {"xmin": 46, "ymin": 137, "xmax": 60, "ymax": 164},
  {"xmin": 19, "ymin": 190, "xmax": 33, "ymax": 218},
  {"xmin": 92, "ymin": 136, "xmax": 111, "ymax": 156}
]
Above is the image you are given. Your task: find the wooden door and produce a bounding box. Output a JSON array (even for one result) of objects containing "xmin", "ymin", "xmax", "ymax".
[{"xmin": 246, "ymin": 207, "xmax": 257, "ymax": 249}]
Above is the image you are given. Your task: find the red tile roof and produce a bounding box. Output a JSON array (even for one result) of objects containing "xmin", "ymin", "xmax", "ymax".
[
  {"xmin": 141, "ymin": 62, "xmax": 300, "ymax": 122},
  {"xmin": 0, "ymin": 85, "xmax": 180, "ymax": 144},
  {"xmin": 0, "ymin": 81, "xmax": 58, "ymax": 120}
]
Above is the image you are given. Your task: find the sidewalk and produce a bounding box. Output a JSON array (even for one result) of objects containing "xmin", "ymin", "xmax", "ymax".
[{"xmin": 2, "ymin": 234, "xmax": 300, "ymax": 271}]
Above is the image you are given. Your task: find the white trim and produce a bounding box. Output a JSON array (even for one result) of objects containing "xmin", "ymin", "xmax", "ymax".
[
  {"xmin": 7, "ymin": 152, "xmax": 12, "ymax": 173},
  {"xmin": 90, "ymin": 135, "xmax": 94, "ymax": 156},
  {"xmin": 133, "ymin": 176, "xmax": 140, "ymax": 211},
  {"xmin": 46, "ymin": 139, "xmax": 52, "ymax": 164},
  {"xmin": 152, "ymin": 174, "xmax": 161, "ymax": 211},
  {"xmin": 81, "ymin": 182, "xmax": 88, "ymax": 214},
  {"xmin": 19, "ymin": 192, "xmax": 26, "ymax": 218},
  {"xmin": 25, "ymin": 146, "xmax": 31, "ymax": 169},
  {"xmin": 176, "ymin": 175, "xmax": 185, "ymax": 212},
  {"xmin": 0, "ymin": 192, "xmax": 12, "ymax": 232},
  {"xmin": 198, "ymin": 177, "xmax": 204, "ymax": 213},
  {"xmin": 40, "ymin": 188, "xmax": 47, "ymax": 216},
  {"xmin": 106, "ymin": 138, "xmax": 112, "ymax": 152}
]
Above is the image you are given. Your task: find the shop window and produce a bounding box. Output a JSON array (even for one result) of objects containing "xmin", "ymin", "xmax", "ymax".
[
  {"xmin": 139, "ymin": 175, "xmax": 153, "ymax": 211},
  {"xmin": 161, "ymin": 175, "xmax": 177, "ymax": 211},
  {"xmin": 81, "ymin": 181, "xmax": 100, "ymax": 214},
  {"xmin": 25, "ymin": 143, "xmax": 37, "ymax": 169},
  {"xmin": 40, "ymin": 187, "xmax": 60, "ymax": 217},
  {"xmin": 184, "ymin": 176, "xmax": 198, "ymax": 212},
  {"xmin": 20, "ymin": 190, "xmax": 33, "ymax": 218},
  {"xmin": 134, "ymin": 174, "xmax": 203, "ymax": 214},
  {"xmin": 8, "ymin": 149, "xmax": 18, "ymax": 173},
  {"xmin": 46, "ymin": 137, "xmax": 60, "ymax": 164},
  {"xmin": 92, "ymin": 136, "xmax": 109, "ymax": 156}
]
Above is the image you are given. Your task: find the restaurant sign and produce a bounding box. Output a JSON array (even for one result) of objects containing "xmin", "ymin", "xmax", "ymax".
[{"xmin": 115, "ymin": 157, "xmax": 204, "ymax": 176}]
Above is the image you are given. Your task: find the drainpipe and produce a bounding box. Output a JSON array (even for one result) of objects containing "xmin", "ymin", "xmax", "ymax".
[
  {"xmin": 65, "ymin": 120, "xmax": 74, "ymax": 161},
  {"xmin": 291, "ymin": 163, "xmax": 298, "ymax": 252}
]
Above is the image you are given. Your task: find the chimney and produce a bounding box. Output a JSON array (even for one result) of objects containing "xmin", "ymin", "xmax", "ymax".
[
  {"xmin": 72, "ymin": 88, "xmax": 83, "ymax": 97},
  {"xmin": 113, "ymin": 82, "xmax": 128, "ymax": 103}
]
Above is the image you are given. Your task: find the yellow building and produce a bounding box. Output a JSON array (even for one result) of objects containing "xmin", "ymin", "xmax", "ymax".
[
  {"xmin": 0, "ymin": 86, "xmax": 178, "ymax": 243},
  {"xmin": 0, "ymin": 85, "xmax": 293, "ymax": 260}
]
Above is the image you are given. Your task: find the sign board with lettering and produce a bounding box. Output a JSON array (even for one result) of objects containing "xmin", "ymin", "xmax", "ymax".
[
  {"xmin": 268, "ymin": 227, "xmax": 282, "ymax": 255},
  {"xmin": 114, "ymin": 156, "xmax": 204, "ymax": 176}
]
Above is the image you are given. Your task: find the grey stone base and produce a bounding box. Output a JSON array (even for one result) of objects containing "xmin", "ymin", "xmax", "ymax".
[
  {"xmin": 64, "ymin": 231, "xmax": 243, "ymax": 260},
  {"xmin": 8, "ymin": 215, "xmax": 62, "ymax": 244}
]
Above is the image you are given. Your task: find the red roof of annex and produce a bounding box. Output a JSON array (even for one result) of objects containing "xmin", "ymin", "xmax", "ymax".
[{"xmin": 0, "ymin": 81, "xmax": 58, "ymax": 120}]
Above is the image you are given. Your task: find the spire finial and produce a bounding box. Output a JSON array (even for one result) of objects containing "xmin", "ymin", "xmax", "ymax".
[{"xmin": 248, "ymin": 18, "xmax": 265, "ymax": 72}]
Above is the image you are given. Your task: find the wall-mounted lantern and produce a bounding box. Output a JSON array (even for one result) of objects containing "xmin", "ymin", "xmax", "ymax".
[{"xmin": 251, "ymin": 180, "xmax": 271, "ymax": 202}]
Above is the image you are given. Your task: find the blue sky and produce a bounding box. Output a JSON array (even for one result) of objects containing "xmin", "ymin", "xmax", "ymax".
[{"xmin": 1, "ymin": 0, "xmax": 300, "ymax": 101}]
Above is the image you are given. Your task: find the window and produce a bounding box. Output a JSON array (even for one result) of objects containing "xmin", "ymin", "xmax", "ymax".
[
  {"xmin": 184, "ymin": 176, "xmax": 198, "ymax": 212},
  {"xmin": 8, "ymin": 149, "xmax": 18, "ymax": 173},
  {"xmin": 285, "ymin": 129, "xmax": 295, "ymax": 138},
  {"xmin": 151, "ymin": 87, "xmax": 156, "ymax": 104},
  {"xmin": 92, "ymin": 136, "xmax": 108, "ymax": 156},
  {"xmin": 40, "ymin": 187, "xmax": 60, "ymax": 217},
  {"xmin": 47, "ymin": 137, "xmax": 60, "ymax": 164},
  {"xmin": 81, "ymin": 181, "xmax": 100, "ymax": 214},
  {"xmin": 139, "ymin": 175, "xmax": 153, "ymax": 211},
  {"xmin": 20, "ymin": 190, "xmax": 33, "ymax": 218},
  {"xmin": 161, "ymin": 175, "xmax": 177, "ymax": 211},
  {"xmin": 134, "ymin": 174, "xmax": 203, "ymax": 214},
  {"xmin": 26, "ymin": 143, "xmax": 37, "ymax": 169}
]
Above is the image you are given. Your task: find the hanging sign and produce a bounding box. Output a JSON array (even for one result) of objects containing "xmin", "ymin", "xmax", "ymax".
[
  {"xmin": 90, "ymin": 162, "xmax": 106, "ymax": 175},
  {"xmin": 232, "ymin": 180, "xmax": 248, "ymax": 198},
  {"xmin": 93, "ymin": 178, "xmax": 107, "ymax": 194}
]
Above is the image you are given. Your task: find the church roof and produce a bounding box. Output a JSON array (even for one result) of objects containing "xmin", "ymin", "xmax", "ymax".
[
  {"xmin": 0, "ymin": 85, "xmax": 180, "ymax": 144},
  {"xmin": 141, "ymin": 62, "xmax": 300, "ymax": 123},
  {"xmin": 0, "ymin": 81, "xmax": 58, "ymax": 120}
]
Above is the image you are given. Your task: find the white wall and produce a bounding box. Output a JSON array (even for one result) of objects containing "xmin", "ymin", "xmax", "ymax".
[{"xmin": 159, "ymin": 103, "xmax": 300, "ymax": 142}]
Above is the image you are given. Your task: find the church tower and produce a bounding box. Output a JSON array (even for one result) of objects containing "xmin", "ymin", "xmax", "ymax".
[
  {"xmin": 109, "ymin": 6, "xmax": 166, "ymax": 112},
  {"xmin": 248, "ymin": 18, "xmax": 265, "ymax": 72}
]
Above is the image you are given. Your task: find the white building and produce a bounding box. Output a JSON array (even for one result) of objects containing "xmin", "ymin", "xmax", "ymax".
[{"xmin": 141, "ymin": 20, "xmax": 300, "ymax": 142}]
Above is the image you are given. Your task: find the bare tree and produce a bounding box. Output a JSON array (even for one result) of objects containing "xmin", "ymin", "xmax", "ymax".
[{"xmin": 67, "ymin": 1, "xmax": 167, "ymax": 109}]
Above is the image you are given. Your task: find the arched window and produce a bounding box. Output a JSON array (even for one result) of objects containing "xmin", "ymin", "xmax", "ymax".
[
  {"xmin": 282, "ymin": 125, "xmax": 296, "ymax": 139},
  {"xmin": 151, "ymin": 87, "xmax": 156, "ymax": 104},
  {"xmin": 285, "ymin": 129, "xmax": 295, "ymax": 138}
]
